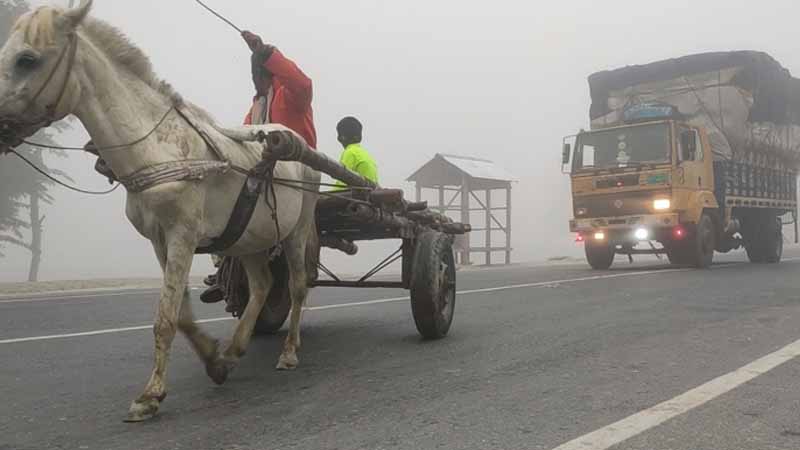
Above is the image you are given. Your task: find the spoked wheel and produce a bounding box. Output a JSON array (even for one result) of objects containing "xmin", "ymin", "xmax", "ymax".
[{"xmin": 410, "ymin": 231, "xmax": 456, "ymax": 340}]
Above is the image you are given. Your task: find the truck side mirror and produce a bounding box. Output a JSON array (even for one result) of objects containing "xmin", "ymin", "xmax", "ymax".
[{"xmin": 562, "ymin": 143, "xmax": 571, "ymax": 165}]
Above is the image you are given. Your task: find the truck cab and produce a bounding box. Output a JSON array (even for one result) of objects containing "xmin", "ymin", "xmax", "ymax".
[{"xmin": 564, "ymin": 105, "xmax": 723, "ymax": 269}]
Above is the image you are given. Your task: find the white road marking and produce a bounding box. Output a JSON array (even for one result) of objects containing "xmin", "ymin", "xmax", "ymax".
[
  {"xmin": 550, "ymin": 337, "xmax": 800, "ymax": 450},
  {"xmin": 3, "ymin": 258, "xmax": 798, "ymax": 345},
  {"xmin": 0, "ymin": 267, "xmax": 688, "ymax": 345},
  {"xmin": 0, "ymin": 318, "xmax": 233, "ymax": 345},
  {"xmin": 4, "ymin": 257, "xmax": 798, "ymax": 305}
]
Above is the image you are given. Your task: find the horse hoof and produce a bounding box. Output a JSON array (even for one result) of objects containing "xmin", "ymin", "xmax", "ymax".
[
  {"xmin": 206, "ymin": 356, "xmax": 236, "ymax": 385},
  {"xmin": 124, "ymin": 397, "xmax": 160, "ymax": 423},
  {"xmin": 276, "ymin": 353, "xmax": 298, "ymax": 371}
]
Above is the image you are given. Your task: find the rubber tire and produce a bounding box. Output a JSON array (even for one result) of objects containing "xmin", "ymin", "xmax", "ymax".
[
  {"xmin": 666, "ymin": 245, "xmax": 691, "ymax": 266},
  {"xmin": 585, "ymin": 241, "xmax": 615, "ymax": 270},
  {"xmin": 744, "ymin": 215, "xmax": 782, "ymax": 264},
  {"xmin": 744, "ymin": 216, "xmax": 766, "ymax": 263},
  {"xmin": 762, "ymin": 217, "xmax": 783, "ymax": 264},
  {"xmin": 689, "ymin": 214, "xmax": 715, "ymax": 268},
  {"xmin": 252, "ymin": 254, "xmax": 292, "ymax": 335},
  {"xmin": 410, "ymin": 231, "xmax": 456, "ymax": 340}
]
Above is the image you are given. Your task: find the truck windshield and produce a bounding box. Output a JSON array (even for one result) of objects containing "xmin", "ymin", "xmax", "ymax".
[{"xmin": 573, "ymin": 123, "xmax": 670, "ymax": 171}]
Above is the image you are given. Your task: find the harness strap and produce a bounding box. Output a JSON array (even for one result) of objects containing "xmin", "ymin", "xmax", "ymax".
[
  {"xmin": 119, "ymin": 160, "xmax": 230, "ymax": 193},
  {"xmin": 26, "ymin": 33, "xmax": 77, "ymax": 117},
  {"xmin": 174, "ymin": 107, "xmax": 233, "ymax": 166},
  {"xmin": 46, "ymin": 33, "xmax": 79, "ymax": 119},
  {"xmin": 195, "ymin": 164, "xmax": 273, "ymax": 255}
]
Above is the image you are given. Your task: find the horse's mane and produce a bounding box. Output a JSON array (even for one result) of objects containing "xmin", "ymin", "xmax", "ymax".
[{"xmin": 12, "ymin": 5, "xmax": 217, "ymax": 124}]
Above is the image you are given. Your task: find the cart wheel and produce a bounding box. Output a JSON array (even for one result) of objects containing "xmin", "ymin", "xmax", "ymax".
[
  {"xmin": 252, "ymin": 254, "xmax": 292, "ymax": 335},
  {"xmin": 410, "ymin": 231, "xmax": 456, "ymax": 340}
]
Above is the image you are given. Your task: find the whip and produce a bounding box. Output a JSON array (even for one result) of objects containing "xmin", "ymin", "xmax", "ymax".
[{"xmin": 195, "ymin": 0, "xmax": 243, "ymax": 33}]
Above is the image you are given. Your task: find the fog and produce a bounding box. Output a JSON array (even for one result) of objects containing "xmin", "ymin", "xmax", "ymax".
[{"xmin": 1, "ymin": 0, "xmax": 799, "ymax": 282}]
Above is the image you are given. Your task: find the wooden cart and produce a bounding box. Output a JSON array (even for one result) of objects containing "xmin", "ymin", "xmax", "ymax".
[{"xmin": 212, "ymin": 130, "xmax": 471, "ymax": 339}]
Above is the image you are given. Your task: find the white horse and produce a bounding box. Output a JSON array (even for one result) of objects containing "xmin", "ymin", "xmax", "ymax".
[{"xmin": 0, "ymin": 0, "xmax": 320, "ymax": 421}]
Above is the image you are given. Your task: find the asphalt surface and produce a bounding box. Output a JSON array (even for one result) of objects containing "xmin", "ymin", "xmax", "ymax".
[{"xmin": 3, "ymin": 250, "xmax": 800, "ymax": 450}]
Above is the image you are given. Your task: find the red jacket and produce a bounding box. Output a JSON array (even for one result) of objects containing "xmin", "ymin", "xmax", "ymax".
[{"xmin": 244, "ymin": 50, "xmax": 317, "ymax": 149}]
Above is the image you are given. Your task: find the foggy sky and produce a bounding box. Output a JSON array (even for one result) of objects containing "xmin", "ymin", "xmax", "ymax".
[{"xmin": 2, "ymin": 0, "xmax": 799, "ymax": 281}]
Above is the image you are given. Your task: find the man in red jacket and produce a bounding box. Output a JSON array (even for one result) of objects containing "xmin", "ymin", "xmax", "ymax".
[
  {"xmin": 241, "ymin": 31, "xmax": 317, "ymax": 148},
  {"xmin": 203, "ymin": 32, "xmax": 318, "ymax": 299}
]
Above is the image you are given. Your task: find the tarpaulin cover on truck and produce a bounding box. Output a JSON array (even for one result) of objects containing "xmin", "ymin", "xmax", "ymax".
[{"xmin": 588, "ymin": 51, "xmax": 800, "ymax": 163}]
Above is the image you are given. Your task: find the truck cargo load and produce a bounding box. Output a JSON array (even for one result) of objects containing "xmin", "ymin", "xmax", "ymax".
[{"xmin": 588, "ymin": 51, "xmax": 800, "ymax": 164}]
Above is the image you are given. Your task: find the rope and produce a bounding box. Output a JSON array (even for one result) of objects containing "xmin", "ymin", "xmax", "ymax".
[
  {"xmin": 264, "ymin": 166, "xmax": 284, "ymax": 261},
  {"xmin": 10, "ymin": 149, "xmax": 121, "ymax": 195},
  {"xmin": 20, "ymin": 106, "xmax": 175, "ymax": 152}
]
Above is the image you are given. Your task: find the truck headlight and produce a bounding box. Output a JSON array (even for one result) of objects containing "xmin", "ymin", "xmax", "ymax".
[{"xmin": 653, "ymin": 199, "xmax": 671, "ymax": 211}]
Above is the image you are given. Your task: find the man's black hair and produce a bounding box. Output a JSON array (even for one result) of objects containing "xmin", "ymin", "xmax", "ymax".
[{"xmin": 337, "ymin": 116, "xmax": 363, "ymax": 143}]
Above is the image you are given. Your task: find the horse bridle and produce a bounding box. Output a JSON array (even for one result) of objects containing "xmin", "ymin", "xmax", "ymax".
[{"xmin": 0, "ymin": 32, "xmax": 79, "ymax": 152}]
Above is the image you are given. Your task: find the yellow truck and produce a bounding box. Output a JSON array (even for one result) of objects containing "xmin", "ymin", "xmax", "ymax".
[{"xmin": 564, "ymin": 52, "xmax": 799, "ymax": 269}]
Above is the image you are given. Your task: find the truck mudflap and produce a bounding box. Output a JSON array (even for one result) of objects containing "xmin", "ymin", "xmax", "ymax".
[{"xmin": 570, "ymin": 213, "xmax": 680, "ymax": 233}]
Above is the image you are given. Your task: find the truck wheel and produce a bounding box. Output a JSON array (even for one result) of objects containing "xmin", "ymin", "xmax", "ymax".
[
  {"xmin": 689, "ymin": 214, "xmax": 715, "ymax": 268},
  {"xmin": 666, "ymin": 245, "xmax": 690, "ymax": 266},
  {"xmin": 744, "ymin": 222, "xmax": 766, "ymax": 263},
  {"xmin": 585, "ymin": 241, "xmax": 615, "ymax": 270},
  {"xmin": 410, "ymin": 231, "xmax": 456, "ymax": 340},
  {"xmin": 744, "ymin": 215, "xmax": 782, "ymax": 264},
  {"xmin": 764, "ymin": 217, "xmax": 783, "ymax": 264}
]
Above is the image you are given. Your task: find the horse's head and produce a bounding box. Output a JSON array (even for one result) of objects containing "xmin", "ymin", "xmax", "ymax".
[{"xmin": 0, "ymin": 0, "xmax": 93, "ymax": 153}]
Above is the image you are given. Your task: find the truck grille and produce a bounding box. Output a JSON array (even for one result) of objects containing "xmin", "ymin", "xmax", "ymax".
[
  {"xmin": 574, "ymin": 191, "xmax": 667, "ymax": 218},
  {"xmin": 594, "ymin": 174, "xmax": 640, "ymax": 189}
]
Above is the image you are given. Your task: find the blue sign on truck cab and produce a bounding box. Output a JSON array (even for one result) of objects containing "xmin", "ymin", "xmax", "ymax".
[{"xmin": 622, "ymin": 103, "xmax": 681, "ymax": 124}]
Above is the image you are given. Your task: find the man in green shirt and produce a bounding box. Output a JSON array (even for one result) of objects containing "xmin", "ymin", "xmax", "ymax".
[{"xmin": 335, "ymin": 116, "xmax": 379, "ymax": 188}]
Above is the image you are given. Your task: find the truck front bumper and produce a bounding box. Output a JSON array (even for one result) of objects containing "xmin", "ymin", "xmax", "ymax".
[{"xmin": 570, "ymin": 213, "xmax": 680, "ymax": 234}]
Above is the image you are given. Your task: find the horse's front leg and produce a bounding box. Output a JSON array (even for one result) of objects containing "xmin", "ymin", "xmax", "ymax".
[
  {"xmin": 150, "ymin": 239, "xmax": 219, "ymax": 373},
  {"xmin": 125, "ymin": 227, "xmax": 198, "ymax": 422},
  {"xmin": 205, "ymin": 253, "xmax": 273, "ymax": 385}
]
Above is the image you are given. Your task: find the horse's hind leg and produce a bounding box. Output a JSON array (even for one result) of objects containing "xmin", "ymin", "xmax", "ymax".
[
  {"xmin": 178, "ymin": 288, "xmax": 219, "ymax": 368},
  {"xmin": 277, "ymin": 231, "xmax": 313, "ymax": 370},
  {"xmin": 204, "ymin": 253, "xmax": 273, "ymax": 385}
]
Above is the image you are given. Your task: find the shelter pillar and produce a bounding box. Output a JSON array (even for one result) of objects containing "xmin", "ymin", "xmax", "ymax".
[
  {"xmin": 506, "ymin": 187, "xmax": 512, "ymax": 265},
  {"xmin": 439, "ymin": 185, "xmax": 445, "ymax": 214},
  {"xmin": 460, "ymin": 175, "xmax": 471, "ymax": 265},
  {"xmin": 485, "ymin": 189, "xmax": 492, "ymax": 265}
]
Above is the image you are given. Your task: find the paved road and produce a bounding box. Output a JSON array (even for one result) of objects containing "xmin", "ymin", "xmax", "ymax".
[{"xmin": 3, "ymin": 250, "xmax": 800, "ymax": 450}]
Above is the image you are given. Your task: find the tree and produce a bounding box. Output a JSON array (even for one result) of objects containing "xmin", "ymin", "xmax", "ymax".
[{"xmin": 0, "ymin": 0, "xmax": 70, "ymax": 281}]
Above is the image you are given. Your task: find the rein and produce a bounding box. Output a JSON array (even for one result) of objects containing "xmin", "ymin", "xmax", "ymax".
[{"xmin": 9, "ymin": 148, "xmax": 121, "ymax": 195}]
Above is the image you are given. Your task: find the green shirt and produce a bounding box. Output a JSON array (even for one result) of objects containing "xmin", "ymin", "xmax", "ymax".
[{"xmin": 336, "ymin": 143, "xmax": 379, "ymax": 187}]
